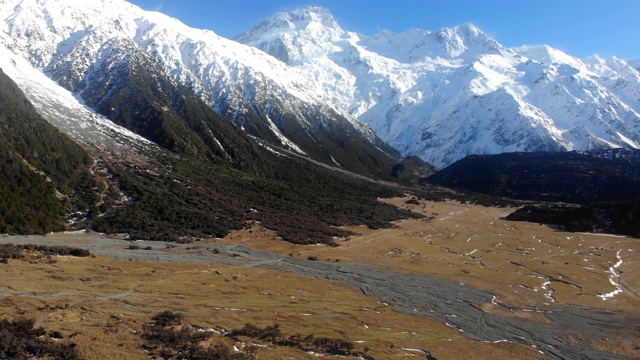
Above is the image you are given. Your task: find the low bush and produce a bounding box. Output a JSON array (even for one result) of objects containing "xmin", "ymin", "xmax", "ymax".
[
  {"xmin": 141, "ymin": 312, "xmax": 371, "ymax": 359},
  {"xmin": 151, "ymin": 310, "xmax": 185, "ymax": 327},
  {"xmin": 506, "ymin": 197, "xmax": 640, "ymax": 238},
  {"xmin": 141, "ymin": 311, "xmax": 254, "ymax": 360},
  {"xmin": 0, "ymin": 243, "xmax": 91, "ymax": 259},
  {"xmin": 0, "ymin": 317, "xmax": 79, "ymax": 359}
]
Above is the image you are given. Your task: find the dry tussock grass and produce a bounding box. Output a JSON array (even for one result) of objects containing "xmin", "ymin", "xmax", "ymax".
[
  {"xmin": 218, "ymin": 198, "xmax": 640, "ymax": 313},
  {"xmin": 0, "ymin": 254, "xmax": 541, "ymax": 359}
]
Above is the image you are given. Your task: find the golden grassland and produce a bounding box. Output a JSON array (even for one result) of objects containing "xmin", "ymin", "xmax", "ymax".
[
  {"xmin": 0, "ymin": 254, "xmax": 541, "ymax": 359},
  {"xmin": 214, "ymin": 197, "xmax": 640, "ymax": 359},
  {"xmin": 3, "ymin": 197, "xmax": 639, "ymax": 359},
  {"xmin": 220, "ymin": 198, "xmax": 640, "ymax": 314}
]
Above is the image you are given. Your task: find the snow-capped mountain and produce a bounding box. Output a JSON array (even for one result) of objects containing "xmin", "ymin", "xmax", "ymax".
[
  {"xmin": 3, "ymin": 1, "xmax": 638, "ymax": 170},
  {"xmin": 237, "ymin": 7, "xmax": 640, "ymax": 167},
  {"xmin": 0, "ymin": 0, "xmax": 401, "ymax": 178}
]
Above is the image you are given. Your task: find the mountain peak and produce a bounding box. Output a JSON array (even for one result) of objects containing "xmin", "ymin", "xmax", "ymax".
[
  {"xmin": 433, "ymin": 23, "xmax": 486, "ymax": 41},
  {"xmin": 235, "ymin": 6, "xmax": 345, "ymax": 64},
  {"xmin": 454, "ymin": 22, "xmax": 482, "ymax": 36},
  {"xmin": 287, "ymin": 6, "xmax": 335, "ymax": 25},
  {"xmin": 235, "ymin": 6, "xmax": 341, "ymax": 41},
  {"xmin": 430, "ymin": 23, "xmax": 502, "ymax": 56},
  {"xmin": 361, "ymin": 23, "xmax": 502, "ymax": 61}
]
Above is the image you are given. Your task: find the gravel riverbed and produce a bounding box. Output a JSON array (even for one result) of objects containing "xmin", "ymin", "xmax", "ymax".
[{"xmin": 2, "ymin": 233, "xmax": 638, "ymax": 360}]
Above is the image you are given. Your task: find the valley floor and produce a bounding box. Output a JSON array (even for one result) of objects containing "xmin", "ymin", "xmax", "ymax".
[
  {"xmin": 1, "ymin": 198, "xmax": 639, "ymax": 359},
  {"xmin": 235, "ymin": 198, "xmax": 640, "ymax": 313}
]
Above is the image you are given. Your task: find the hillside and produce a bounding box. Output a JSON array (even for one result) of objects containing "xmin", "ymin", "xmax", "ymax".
[
  {"xmin": 426, "ymin": 149, "xmax": 640, "ymax": 204},
  {"xmin": 0, "ymin": 59, "xmax": 420, "ymax": 244},
  {"xmin": 426, "ymin": 149, "xmax": 640, "ymax": 237},
  {"xmin": 0, "ymin": 67, "xmax": 95, "ymax": 234},
  {"xmin": 90, "ymin": 147, "xmax": 421, "ymax": 243}
]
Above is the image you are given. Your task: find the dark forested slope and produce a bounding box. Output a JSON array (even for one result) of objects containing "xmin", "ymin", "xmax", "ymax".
[
  {"xmin": 1, "ymin": 66, "xmax": 421, "ymax": 243},
  {"xmin": 426, "ymin": 150, "xmax": 640, "ymax": 238},
  {"xmin": 0, "ymin": 68, "xmax": 95, "ymax": 234},
  {"xmin": 427, "ymin": 150, "xmax": 640, "ymax": 204}
]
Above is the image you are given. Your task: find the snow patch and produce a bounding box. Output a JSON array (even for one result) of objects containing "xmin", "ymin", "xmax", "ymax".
[
  {"xmin": 265, "ymin": 115, "xmax": 307, "ymax": 155},
  {"xmin": 597, "ymin": 250, "xmax": 624, "ymax": 300}
]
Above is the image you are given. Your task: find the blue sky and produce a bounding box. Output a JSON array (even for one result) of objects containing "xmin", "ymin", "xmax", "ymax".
[{"xmin": 128, "ymin": 0, "xmax": 639, "ymax": 59}]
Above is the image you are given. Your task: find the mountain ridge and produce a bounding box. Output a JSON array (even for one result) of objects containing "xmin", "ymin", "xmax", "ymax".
[
  {"xmin": 0, "ymin": 0, "xmax": 407, "ymax": 179},
  {"xmin": 237, "ymin": 6, "xmax": 640, "ymax": 167},
  {"xmin": 0, "ymin": 3, "xmax": 427, "ymax": 242},
  {"xmin": 0, "ymin": 51, "xmax": 423, "ymax": 243},
  {"xmin": 5, "ymin": 1, "xmax": 639, "ymax": 169}
]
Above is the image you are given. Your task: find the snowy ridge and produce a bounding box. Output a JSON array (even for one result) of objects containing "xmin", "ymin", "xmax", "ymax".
[
  {"xmin": 0, "ymin": 0, "xmax": 383, "ymax": 163},
  {"xmin": 237, "ymin": 7, "xmax": 640, "ymax": 167},
  {"xmin": 628, "ymin": 59, "xmax": 640, "ymax": 71},
  {"xmin": 0, "ymin": 43, "xmax": 153, "ymax": 151}
]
